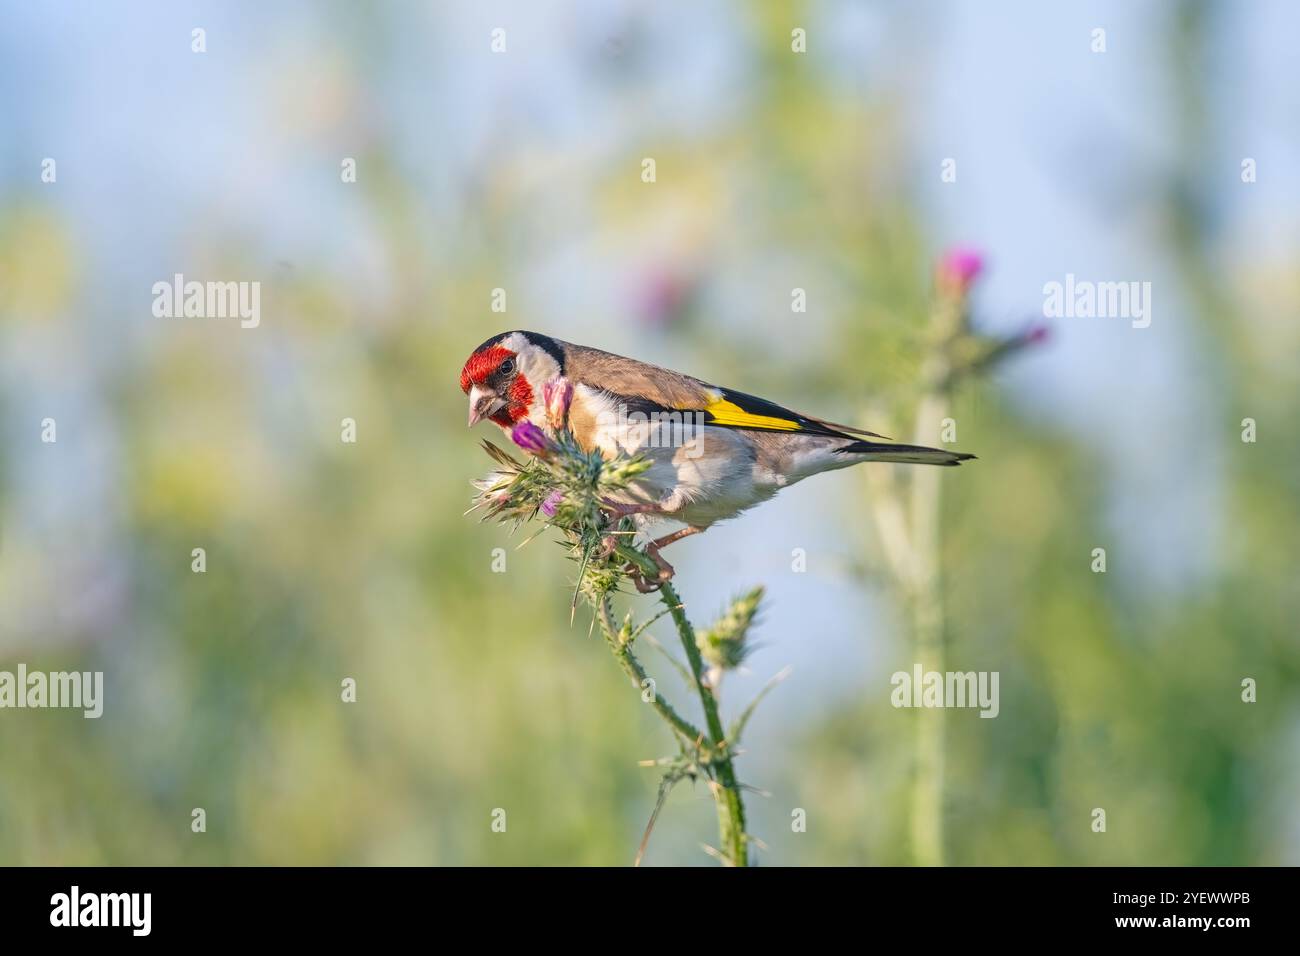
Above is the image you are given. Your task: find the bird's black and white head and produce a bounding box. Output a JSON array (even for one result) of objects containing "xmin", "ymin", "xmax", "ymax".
[{"xmin": 459, "ymin": 331, "xmax": 565, "ymax": 429}]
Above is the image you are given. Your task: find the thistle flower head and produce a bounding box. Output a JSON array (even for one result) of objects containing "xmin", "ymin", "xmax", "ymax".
[{"xmin": 469, "ymin": 423, "xmax": 652, "ymax": 601}]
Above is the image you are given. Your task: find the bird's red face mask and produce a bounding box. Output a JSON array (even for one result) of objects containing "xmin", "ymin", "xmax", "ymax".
[{"xmin": 460, "ymin": 344, "xmax": 533, "ymax": 427}]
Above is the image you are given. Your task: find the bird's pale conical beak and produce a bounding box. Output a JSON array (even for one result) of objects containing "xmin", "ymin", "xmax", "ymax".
[{"xmin": 467, "ymin": 385, "xmax": 504, "ymax": 426}]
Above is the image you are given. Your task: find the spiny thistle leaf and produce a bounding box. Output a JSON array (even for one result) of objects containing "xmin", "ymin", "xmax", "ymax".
[{"xmin": 728, "ymin": 665, "xmax": 792, "ymax": 744}]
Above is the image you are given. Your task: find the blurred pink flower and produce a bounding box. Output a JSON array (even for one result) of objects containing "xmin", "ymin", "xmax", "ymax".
[
  {"xmin": 635, "ymin": 266, "xmax": 696, "ymax": 328},
  {"xmin": 937, "ymin": 247, "xmax": 985, "ymax": 293},
  {"xmin": 1022, "ymin": 322, "xmax": 1051, "ymax": 346},
  {"xmin": 972, "ymin": 321, "xmax": 1052, "ymax": 376}
]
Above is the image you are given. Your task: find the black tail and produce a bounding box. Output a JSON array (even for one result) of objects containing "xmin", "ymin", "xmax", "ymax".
[{"xmin": 835, "ymin": 441, "xmax": 976, "ymax": 467}]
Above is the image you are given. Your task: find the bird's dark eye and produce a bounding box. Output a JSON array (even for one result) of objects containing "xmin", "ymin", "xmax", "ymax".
[{"xmin": 499, "ymin": 358, "xmax": 515, "ymax": 375}]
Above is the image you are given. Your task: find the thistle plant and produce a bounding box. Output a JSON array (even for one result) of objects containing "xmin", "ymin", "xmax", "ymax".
[
  {"xmin": 467, "ymin": 411, "xmax": 781, "ymax": 866},
  {"xmin": 864, "ymin": 248, "xmax": 1047, "ymax": 866}
]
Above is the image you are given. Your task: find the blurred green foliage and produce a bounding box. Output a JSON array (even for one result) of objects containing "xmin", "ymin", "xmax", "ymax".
[{"xmin": 1, "ymin": 1, "xmax": 1296, "ymax": 865}]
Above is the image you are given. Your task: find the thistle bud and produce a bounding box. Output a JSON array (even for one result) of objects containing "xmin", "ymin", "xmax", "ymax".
[
  {"xmin": 543, "ymin": 379, "xmax": 574, "ymax": 430},
  {"xmin": 697, "ymin": 586, "xmax": 764, "ymax": 673}
]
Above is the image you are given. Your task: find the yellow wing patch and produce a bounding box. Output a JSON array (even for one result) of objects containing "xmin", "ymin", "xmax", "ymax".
[{"xmin": 703, "ymin": 397, "xmax": 801, "ymax": 431}]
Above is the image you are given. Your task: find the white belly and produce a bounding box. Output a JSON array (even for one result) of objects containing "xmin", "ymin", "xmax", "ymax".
[{"xmin": 570, "ymin": 384, "xmax": 780, "ymax": 528}]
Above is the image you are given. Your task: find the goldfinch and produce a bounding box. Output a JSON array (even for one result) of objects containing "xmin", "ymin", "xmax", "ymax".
[{"xmin": 461, "ymin": 330, "xmax": 974, "ymax": 584}]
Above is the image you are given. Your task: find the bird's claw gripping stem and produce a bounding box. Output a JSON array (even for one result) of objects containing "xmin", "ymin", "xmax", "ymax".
[
  {"xmin": 645, "ymin": 546, "xmax": 676, "ymax": 582},
  {"xmin": 625, "ymin": 564, "xmax": 662, "ymax": 593}
]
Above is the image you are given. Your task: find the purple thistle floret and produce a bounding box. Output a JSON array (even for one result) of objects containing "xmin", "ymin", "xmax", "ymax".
[
  {"xmin": 510, "ymin": 420, "xmax": 554, "ymax": 456},
  {"xmin": 541, "ymin": 489, "xmax": 564, "ymax": 517}
]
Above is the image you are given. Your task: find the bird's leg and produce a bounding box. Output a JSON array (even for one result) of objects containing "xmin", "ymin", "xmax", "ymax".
[
  {"xmin": 644, "ymin": 526, "xmax": 706, "ymax": 582},
  {"xmin": 600, "ymin": 498, "xmax": 664, "ymax": 521},
  {"xmin": 601, "ymin": 496, "xmax": 702, "ymax": 589}
]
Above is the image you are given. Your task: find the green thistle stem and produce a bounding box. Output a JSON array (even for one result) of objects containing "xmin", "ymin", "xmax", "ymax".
[
  {"xmin": 617, "ymin": 545, "xmax": 749, "ymax": 867},
  {"xmin": 594, "ymin": 597, "xmax": 705, "ymax": 747}
]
